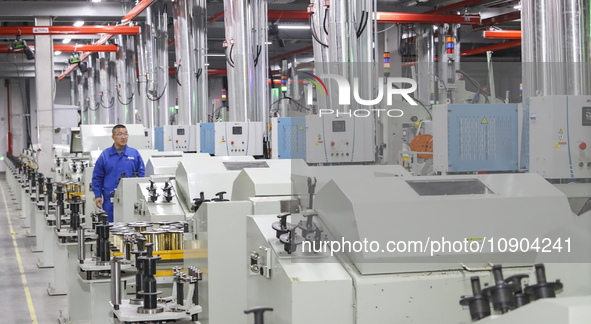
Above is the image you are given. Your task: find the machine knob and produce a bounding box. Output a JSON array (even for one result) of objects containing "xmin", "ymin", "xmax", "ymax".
[
  {"xmin": 211, "ymin": 191, "xmax": 229, "ymax": 202},
  {"xmin": 587, "ymin": 162, "xmax": 591, "ymax": 168},
  {"xmin": 580, "ymin": 142, "xmax": 587, "ymax": 150},
  {"xmin": 580, "ymin": 162, "xmax": 585, "ymax": 167},
  {"xmin": 244, "ymin": 307, "xmax": 273, "ymax": 324}
]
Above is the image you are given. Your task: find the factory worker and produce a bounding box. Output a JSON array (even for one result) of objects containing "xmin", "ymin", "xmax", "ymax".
[{"xmin": 92, "ymin": 124, "xmax": 145, "ymax": 222}]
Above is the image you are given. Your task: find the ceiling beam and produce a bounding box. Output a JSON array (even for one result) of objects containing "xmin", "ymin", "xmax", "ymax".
[
  {"xmin": 426, "ymin": 0, "xmax": 491, "ymax": 14},
  {"xmin": 0, "ymin": 26, "xmax": 140, "ymax": 36},
  {"xmin": 473, "ymin": 11, "xmax": 521, "ymax": 29},
  {"xmin": 0, "ymin": 44, "xmax": 118, "ymax": 53}
]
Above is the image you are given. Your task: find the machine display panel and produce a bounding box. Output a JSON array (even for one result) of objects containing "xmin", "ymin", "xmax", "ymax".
[
  {"xmin": 177, "ymin": 128, "xmax": 185, "ymax": 135},
  {"xmin": 332, "ymin": 120, "xmax": 346, "ymax": 132},
  {"xmin": 583, "ymin": 107, "xmax": 591, "ymax": 126},
  {"xmin": 233, "ymin": 126, "xmax": 243, "ymax": 135}
]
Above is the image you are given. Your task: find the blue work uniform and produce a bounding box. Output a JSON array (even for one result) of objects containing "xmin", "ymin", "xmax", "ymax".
[{"xmin": 92, "ymin": 145, "xmax": 145, "ymax": 222}]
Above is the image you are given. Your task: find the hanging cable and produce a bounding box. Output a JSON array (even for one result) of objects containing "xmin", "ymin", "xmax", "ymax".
[
  {"xmin": 323, "ymin": 7, "xmax": 329, "ymax": 35},
  {"xmin": 196, "ymin": 68, "xmax": 203, "ymax": 81},
  {"xmin": 116, "ymin": 85, "xmax": 134, "ymax": 105},
  {"xmin": 225, "ymin": 44, "xmax": 235, "ymax": 68},
  {"xmin": 100, "ymin": 92, "xmax": 115, "ymax": 109},
  {"xmin": 356, "ymin": 10, "xmax": 369, "ymax": 38},
  {"xmin": 253, "ymin": 45, "xmax": 262, "ymax": 67},
  {"xmin": 309, "ymin": 12, "xmax": 328, "ymax": 47},
  {"xmin": 175, "ymin": 61, "xmax": 182, "ymax": 86}
]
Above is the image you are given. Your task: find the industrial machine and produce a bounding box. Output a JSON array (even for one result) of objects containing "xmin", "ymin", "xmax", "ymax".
[
  {"xmin": 244, "ymin": 172, "xmax": 591, "ymax": 323},
  {"xmin": 214, "ymin": 121, "xmax": 264, "ymax": 156},
  {"xmin": 80, "ymin": 124, "xmax": 146, "ymax": 152},
  {"xmin": 156, "ymin": 125, "xmax": 200, "ymax": 152},
  {"xmin": 305, "ymin": 115, "xmax": 374, "ymax": 164},
  {"xmin": 433, "ymin": 103, "xmax": 520, "ymax": 174},
  {"xmin": 270, "ymin": 117, "xmax": 306, "ymax": 160},
  {"xmin": 522, "ymin": 95, "xmax": 591, "ymax": 215}
]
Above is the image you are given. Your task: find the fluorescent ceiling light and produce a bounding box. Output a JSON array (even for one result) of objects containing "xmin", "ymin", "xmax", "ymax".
[
  {"xmin": 265, "ymin": 41, "xmax": 273, "ymax": 45},
  {"xmin": 207, "ymin": 53, "xmax": 226, "ymax": 57},
  {"xmin": 278, "ymin": 25, "xmax": 310, "ymax": 30},
  {"xmin": 62, "ymin": 38, "xmax": 71, "ymax": 44},
  {"xmin": 54, "ymin": 51, "xmax": 62, "ymax": 55},
  {"xmin": 73, "ymin": 21, "xmax": 85, "ymax": 27},
  {"xmin": 91, "ymin": 0, "xmax": 102, "ymax": 2},
  {"xmin": 205, "ymin": 63, "xmax": 210, "ymax": 66},
  {"xmin": 513, "ymin": 5, "xmax": 521, "ymax": 9}
]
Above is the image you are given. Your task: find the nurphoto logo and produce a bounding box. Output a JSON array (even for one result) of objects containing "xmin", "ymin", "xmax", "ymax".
[{"xmin": 303, "ymin": 73, "xmax": 417, "ymax": 118}]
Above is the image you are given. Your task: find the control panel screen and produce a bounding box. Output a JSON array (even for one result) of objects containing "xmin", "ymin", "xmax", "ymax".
[
  {"xmin": 177, "ymin": 128, "xmax": 185, "ymax": 135},
  {"xmin": 233, "ymin": 126, "xmax": 242, "ymax": 135},
  {"xmin": 583, "ymin": 107, "xmax": 591, "ymax": 126},
  {"xmin": 332, "ymin": 120, "xmax": 346, "ymax": 132}
]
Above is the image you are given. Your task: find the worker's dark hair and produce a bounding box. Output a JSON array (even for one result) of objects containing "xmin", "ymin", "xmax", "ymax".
[{"xmin": 112, "ymin": 124, "xmax": 127, "ymax": 135}]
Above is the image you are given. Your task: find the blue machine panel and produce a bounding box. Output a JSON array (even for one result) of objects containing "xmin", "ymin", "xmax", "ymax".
[
  {"xmin": 154, "ymin": 127, "xmax": 164, "ymax": 151},
  {"xmin": 447, "ymin": 104, "xmax": 519, "ymax": 172},
  {"xmin": 277, "ymin": 117, "xmax": 306, "ymax": 159},
  {"xmin": 200, "ymin": 123, "xmax": 215, "ymax": 154}
]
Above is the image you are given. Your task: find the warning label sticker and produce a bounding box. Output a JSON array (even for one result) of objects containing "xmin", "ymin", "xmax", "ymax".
[
  {"xmin": 481, "ymin": 117, "xmax": 488, "ymax": 124},
  {"xmin": 555, "ymin": 142, "xmax": 568, "ymax": 151}
]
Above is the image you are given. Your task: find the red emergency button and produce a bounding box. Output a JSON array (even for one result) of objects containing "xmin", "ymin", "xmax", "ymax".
[
  {"xmin": 580, "ymin": 142, "xmax": 587, "ymax": 150},
  {"xmin": 231, "ymin": 141, "xmax": 234, "ymax": 145},
  {"xmin": 346, "ymin": 142, "xmax": 349, "ymax": 145},
  {"xmin": 331, "ymin": 141, "xmax": 335, "ymax": 146}
]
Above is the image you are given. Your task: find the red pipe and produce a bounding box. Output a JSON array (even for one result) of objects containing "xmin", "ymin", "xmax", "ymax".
[
  {"xmin": 5, "ymin": 80, "xmax": 11, "ymax": 155},
  {"xmin": 376, "ymin": 12, "xmax": 481, "ymax": 24},
  {"xmin": 0, "ymin": 25, "xmax": 139, "ymax": 36},
  {"xmin": 0, "ymin": 44, "xmax": 118, "ymax": 53},
  {"xmin": 121, "ymin": 0, "xmax": 157, "ymax": 24},
  {"xmin": 473, "ymin": 11, "xmax": 521, "ymax": 29},
  {"xmin": 269, "ymin": 46, "xmax": 314, "ymax": 62},
  {"xmin": 426, "ymin": 0, "xmax": 490, "ymax": 14},
  {"xmin": 209, "ymin": 11, "xmax": 225, "ymax": 23},
  {"xmin": 483, "ymin": 30, "xmax": 521, "ymax": 39},
  {"xmin": 460, "ymin": 40, "xmax": 521, "ymax": 56}
]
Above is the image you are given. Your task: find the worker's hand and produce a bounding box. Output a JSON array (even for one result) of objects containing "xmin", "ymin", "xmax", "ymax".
[{"xmin": 95, "ymin": 197, "xmax": 103, "ymax": 209}]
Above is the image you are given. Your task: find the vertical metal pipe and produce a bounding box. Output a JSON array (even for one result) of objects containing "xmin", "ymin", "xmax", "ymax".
[
  {"xmin": 109, "ymin": 52, "xmax": 118, "ymax": 123},
  {"xmin": 116, "ymin": 35, "xmax": 129, "ymax": 124},
  {"xmin": 77, "ymin": 227, "xmax": 85, "ymax": 263},
  {"xmin": 111, "ymin": 259, "xmax": 121, "ymax": 310},
  {"xmin": 172, "ymin": 0, "xmax": 196, "ymax": 125},
  {"xmin": 280, "ymin": 60, "xmax": 289, "ymax": 116},
  {"xmin": 194, "ymin": 0, "xmax": 209, "ymax": 123},
  {"xmin": 223, "ymin": 0, "xmax": 253, "ymax": 122},
  {"xmin": 137, "ymin": 20, "xmax": 150, "ymax": 128},
  {"xmin": 127, "ymin": 35, "xmax": 138, "ymax": 124},
  {"xmin": 77, "ymin": 70, "xmax": 85, "ymax": 124},
  {"xmin": 70, "ymin": 73, "xmax": 76, "ymax": 106},
  {"xmin": 157, "ymin": 2, "xmax": 170, "ymax": 127},
  {"xmin": 87, "ymin": 56, "xmax": 96, "ymax": 125}
]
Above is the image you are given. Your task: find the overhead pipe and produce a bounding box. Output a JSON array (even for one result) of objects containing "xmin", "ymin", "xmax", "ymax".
[
  {"xmin": 0, "ymin": 44, "xmax": 118, "ymax": 53},
  {"xmin": 121, "ymin": 0, "xmax": 158, "ymax": 24},
  {"xmin": 210, "ymin": 10, "xmax": 481, "ymax": 24},
  {"xmin": 169, "ymin": 68, "xmax": 227, "ymax": 75},
  {"xmin": 375, "ymin": 12, "xmax": 481, "ymax": 25},
  {"xmin": 426, "ymin": 0, "xmax": 490, "ymax": 14},
  {"xmin": 483, "ymin": 30, "xmax": 521, "ymax": 39},
  {"xmin": 473, "ymin": 11, "xmax": 521, "ymax": 29},
  {"xmin": 461, "ymin": 40, "xmax": 521, "ymax": 56},
  {"xmin": 0, "ymin": 25, "xmax": 139, "ymax": 36},
  {"xmin": 59, "ymin": 0, "xmax": 155, "ymax": 81}
]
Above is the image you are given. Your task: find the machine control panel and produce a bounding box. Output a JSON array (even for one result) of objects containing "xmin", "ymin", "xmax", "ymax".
[
  {"xmin": 214, "ymin": 122, "xmax": 263, "ymax": 156},
  {"xmin": 305, "ymin": 115, "xmax": 374, "ymax": 163},
  {"xmin": 529, "ymin": 96, "xmax": 591, "ymax": 179}
]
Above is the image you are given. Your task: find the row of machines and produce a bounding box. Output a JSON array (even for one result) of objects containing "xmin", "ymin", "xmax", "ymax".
[{"xmin": 5, "ymin": 151, "xmax": 591, "ymax": 323}]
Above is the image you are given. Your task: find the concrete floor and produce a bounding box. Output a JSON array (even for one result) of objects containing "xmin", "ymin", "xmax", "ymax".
[{"xmin": 0, "ymin": 176, "xmax": 67, "ymax": 324}]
